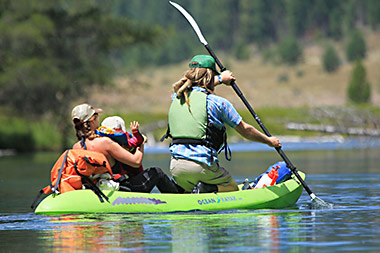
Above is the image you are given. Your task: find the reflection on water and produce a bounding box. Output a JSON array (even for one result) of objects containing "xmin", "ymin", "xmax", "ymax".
[
  {"xmin": 33, "ymin": 211, "xmax": 305, "ymax": 252},
  {"xmin": 45, "ymin": 215, "xmax": 145, "ymax": 252},
  {"xmin": 21, "ymin": 203, "xmax": 378, "ymax": 252}
]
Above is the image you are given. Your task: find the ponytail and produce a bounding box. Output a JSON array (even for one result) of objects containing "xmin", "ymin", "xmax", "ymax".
[
  {"xmin": 172, "ymin": 68, "xmax": 215, "ymax": 112},
  {"xmin": 73, "ymin": 114, "xmax": 99, "ymax": 143}
]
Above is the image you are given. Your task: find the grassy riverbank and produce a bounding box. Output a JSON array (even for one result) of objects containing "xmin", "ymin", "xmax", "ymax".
[{"xmin": 2, "ymin": 105, "xmax": 379, "ymax": 153}]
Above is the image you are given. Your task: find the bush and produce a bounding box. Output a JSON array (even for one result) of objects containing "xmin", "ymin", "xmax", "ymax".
[
  {"xmin": 262, "ymin": 48, "xmax": 276, "ymax": 64},
  {"xmin": 348, "ymin": 61, "xmax": 371, "ymax": 104},
  {"xmin": 322, "ymin": 44, "xmax": 341, "ymax": 73},
  {"xmin": 277, "ymin": 73, "xmax": 289, "ymax": 83},
  {"xmin": 277, "ymin": 36, "xmax": 302, "ymax": 65},
  {"xmin": 0, "ymin": 117, "xmax": 35, "ymax": 152},
  {"xmin": 346, "ymin": 30, "xmax": 366, "ymax": 62},
  {"xmin": 234, "ymin": 42, "xmax": 250, "ymax": 60},
  {"xmin": 296, "ymin": 69, "xmax": 304, "ymax": 77}
]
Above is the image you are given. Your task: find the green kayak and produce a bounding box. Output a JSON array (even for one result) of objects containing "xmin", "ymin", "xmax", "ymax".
[{"xmin": 34, "ymin": 172, "xmax": 304, "ymax": 215}]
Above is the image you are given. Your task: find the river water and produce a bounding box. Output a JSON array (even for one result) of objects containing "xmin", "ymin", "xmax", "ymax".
[{"xmin": 1, "ymin": 144, "xmax": 380, "ymax": 252}]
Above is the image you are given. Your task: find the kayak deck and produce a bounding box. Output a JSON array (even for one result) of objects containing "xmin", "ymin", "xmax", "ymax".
[{"xmin": 34, "ymin": 172, "xmax": 305, "ymax": 215}]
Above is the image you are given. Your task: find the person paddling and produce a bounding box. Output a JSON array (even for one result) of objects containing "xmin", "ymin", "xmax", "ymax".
[{"xmin": 165, "ymin": 55, "xmax": 281, "ymax": 193}]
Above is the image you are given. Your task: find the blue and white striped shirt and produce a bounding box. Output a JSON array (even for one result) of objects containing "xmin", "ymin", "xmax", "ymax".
[{"xmin": 169, "ymin": 87, "xmax": 242, "ymax": 165}]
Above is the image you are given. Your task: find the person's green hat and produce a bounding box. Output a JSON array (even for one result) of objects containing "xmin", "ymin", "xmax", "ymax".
[{"xmin": 189, "ymin": 55, "xmax": 220, "ymax": 74}]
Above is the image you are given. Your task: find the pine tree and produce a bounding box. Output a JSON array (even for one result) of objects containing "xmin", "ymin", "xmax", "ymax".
[
  {"xmin": 348, "ymin": 61, "xmax": 371, "ymax": 104},
  {"xmin": 367, "ymin": 0, "xmax": 380, "ymax": 29},
  {"xmin": 322, "ymin": 44, "xmax": 340, "ymax": 73},
  {"xmin": 346, "ymin": 30, "xmax": 367, "ymax": 62},
  {"xmin": 277, "ymin": 36, "xmax": 302, "ymax": 65}
]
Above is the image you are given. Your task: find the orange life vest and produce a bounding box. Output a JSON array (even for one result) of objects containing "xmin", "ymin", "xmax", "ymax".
[{"xmin": 42, "ymin": 149, "xmax": 113, "ymax": 195}]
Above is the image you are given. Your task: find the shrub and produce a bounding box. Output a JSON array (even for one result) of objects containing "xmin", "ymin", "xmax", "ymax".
[
  {"xmin": 277, "ymin": 36, "xmax": 302, "ymax": 65},
  {"xmin": 348, "ymin": 61, "xmax": 371, "ymax": 104},
  {"xmin": 234, "ymin": 42, "xmax": 250, "ymax": 60},
  {"xmin": 322, "ymin": 44, "xmax": 341, "ymax": 73},
  {"xmin": 296, "ymin": 69, "xmax": 304, "ymax": 77},
  {"xmin": 277, "ymin": 73, "xmax": 289, "ymax": 83},
  {"xmin": 0, "ymin": 117, "xmax": 35, "ymax": 152},
  {"xmin": 262, "ymin": 48, "xmax": 276, "ymax": 64},
  {"xmin": 346, "ymin": 30, "xmax": 366, "ymax": 62}
]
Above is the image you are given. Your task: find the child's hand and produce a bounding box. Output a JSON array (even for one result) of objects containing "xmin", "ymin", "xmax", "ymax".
[{"xmin": 130, "ymin": 121, "xmax": 139, "ymax": 132}]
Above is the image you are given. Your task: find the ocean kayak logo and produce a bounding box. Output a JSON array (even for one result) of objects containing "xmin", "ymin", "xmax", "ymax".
[
  {"xmin": 112, "ymin": 197, "xmax": 167, "ymax": 206},
  {"xmin": 197, "ymin": 195, "xmax": 241, "ymax": 205}
]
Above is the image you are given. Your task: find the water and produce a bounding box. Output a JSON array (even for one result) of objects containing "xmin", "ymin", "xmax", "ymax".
[{"xmin": 1, "ymin": 147, "xmax": 380, "ymax": 252}]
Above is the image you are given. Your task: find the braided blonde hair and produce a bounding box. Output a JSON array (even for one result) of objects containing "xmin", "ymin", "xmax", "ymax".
[
  {"xmin": 73, "ymin": 114, "xmax": 99, "ymax": 141},
  {"xmin": 172, "ymin": 68, "xmax": 215, "ymax": 111}
]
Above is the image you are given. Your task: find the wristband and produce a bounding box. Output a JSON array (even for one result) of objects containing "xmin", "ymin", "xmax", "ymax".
[{"xmin": 217, "ymin": 75, "xmax": 222, "ymax": 84}]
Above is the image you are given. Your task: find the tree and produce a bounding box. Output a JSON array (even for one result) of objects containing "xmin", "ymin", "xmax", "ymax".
[
  {"xmin": 286, "ymin": 0, "xmax": 309, "ymax": 36},
  {"xmin": 367, "ymin": 0, "xmax": 380, "ymax": 29},
  {"xmin": 348, "ymin": 61, "xmax": 371, "ymax": 104},
  {"xmin": 239, "ymin": 0, "xmax": 278, "ymax": 47},
  {"xmin": 234, "ymin": 41, "xmax": 250, "ymax": 60},
  {"xmin": 309, "ymin": 0, "xmax": 332, "ymax": 36},
  {"xmin": 346, "ymin": 30, "xmax": 367, "ymax": 62},
  {"xmin": 328, "ymin": 7, "xmax": 344, "ymax": 40},
  {"xmin": 0, "ymin": 0, "xmax": 159, "ymax": 150},
  {"xmin": 110, "ymin": 0, "xmax": 375, "ymax": 69},
  {"xmin": 322, "ymin": 44, "xmax": 340, "ymax": 73},
  {"xmin": 277, "ymin": 36, "xmax": 302, "ymax": 65}
]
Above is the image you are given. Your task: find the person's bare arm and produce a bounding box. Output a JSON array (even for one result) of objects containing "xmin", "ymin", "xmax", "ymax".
[
  {"xmin": 235, "ymin": 120, "xmax": 281, "ymax": 148},
  {"xmin": 214, "ymin": 70, "xmax": 236, "ymax": 85},
  {"xmin": 105, "ymin": 139, "xmax": 144, "ymax": 168}
]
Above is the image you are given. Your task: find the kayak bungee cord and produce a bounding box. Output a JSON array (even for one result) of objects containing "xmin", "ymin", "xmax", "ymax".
[{"xmin": 169, "ymin": 1, "xmax": 333, "ymax": 209}]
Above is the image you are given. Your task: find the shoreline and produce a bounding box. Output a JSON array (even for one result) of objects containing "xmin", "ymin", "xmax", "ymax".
[
  {"xmin": 144, "ymin": 136, "xmax": 380, "ymax": 154},
  {"xmin": 1, "ymin": 136, "xmax": 379, "ymax": 157}
]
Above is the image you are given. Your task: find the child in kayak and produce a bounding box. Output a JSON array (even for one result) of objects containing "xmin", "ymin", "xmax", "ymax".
[
  {"xmin": 95, "ymin": 115, "xmax": 183, "ymax": 193},
  {"xmin": 97, "ymin": 116, "xmax": 146, "ymax": 154},
  {"xmin": 96, "ymin": 116, "xmax": 145, "ymax": 179},
  {"xmin": 72, "ymin": 104, "xmax": 181, "ymax": 193}
]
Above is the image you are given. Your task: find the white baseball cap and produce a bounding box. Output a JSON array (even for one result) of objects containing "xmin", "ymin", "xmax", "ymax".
[{"xmin": 101, "ymin": 116, "xmax": 126, "ymax": 132}]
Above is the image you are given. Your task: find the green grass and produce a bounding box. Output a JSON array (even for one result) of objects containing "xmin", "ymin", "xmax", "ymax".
[
  {"xmin": 31, "ymin": 121, "xmax": 62, "ymax": 151},
  {"xmin": 1, "ymin": 105, "xmax": 379, "ymax": 152},
  {"xmin": 239, "ymin": 107, "xmax": 316, "ymax": 137},
  {"xmin": 0, "ymin": 116, "xmax": 35, "ymax": 152}
]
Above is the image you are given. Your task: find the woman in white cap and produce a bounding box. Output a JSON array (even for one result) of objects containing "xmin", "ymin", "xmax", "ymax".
[{"xmin": 71, "ymin": 103, "xmax": 181, "ymax": 193}]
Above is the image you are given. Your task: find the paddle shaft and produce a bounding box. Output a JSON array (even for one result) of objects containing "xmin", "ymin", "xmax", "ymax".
[{"xmin": 205, "ymin": 45, "xmax": 315, "ymax": 198}]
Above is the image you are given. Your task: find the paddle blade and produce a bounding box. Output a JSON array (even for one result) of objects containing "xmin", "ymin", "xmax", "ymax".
[
  {"xmin": 169, "ymin": 1, "xmax": 208, "ymax": 46},
  {"xmin": 310, "ymin": 196, "xmax": 334, "ymax": 209}
]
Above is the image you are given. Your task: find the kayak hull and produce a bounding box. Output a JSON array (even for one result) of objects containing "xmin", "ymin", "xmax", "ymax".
[{"xmin": 35, "ymin": 172, "xmax": 305, "ymax": 215}]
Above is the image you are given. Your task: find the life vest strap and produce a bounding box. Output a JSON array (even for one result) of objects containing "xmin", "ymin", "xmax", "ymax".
[
  {"xmin": 52, "ymin": 150, "xmax": 69, "ymax": 196},
  {"xmin": 83, "ymin": 157, "xmax": 107, "ymax": 167},
  {"xmin": 74, "ymin": 164, "xmax": 109, "ymax": 203},
  {"xmin": 172, "ymin": 138, "xmax": 205, "ymax": 145},
  {"xmin": 160, "ymin": 125, "xmax": 171, "ymax": 142}
]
